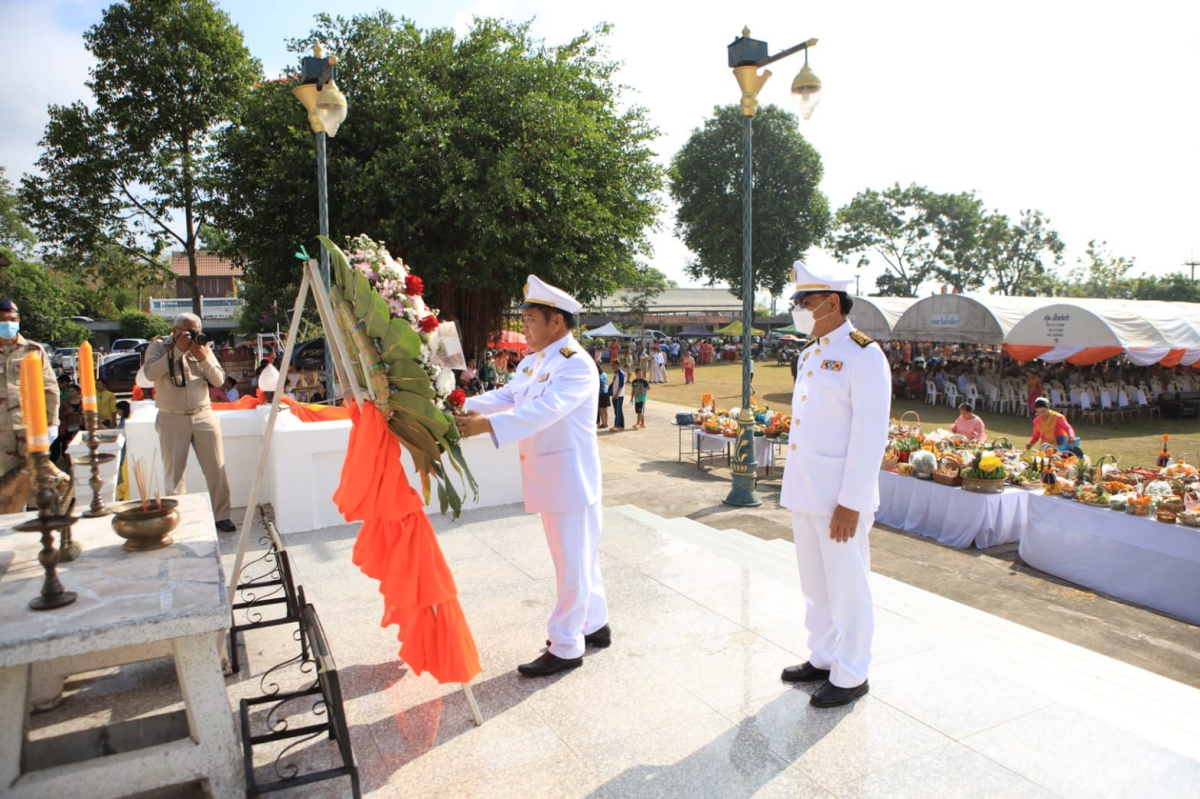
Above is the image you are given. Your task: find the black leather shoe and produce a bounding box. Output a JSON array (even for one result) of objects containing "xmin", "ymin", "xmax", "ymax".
[
  {"xmin": 810, "ymin": 680, "xmax": 869, "ymax": 708},
  {"xmin": 517, "ymin": 651, "xmax": 583, "ymax": 677},
  {"xmin": 215, "ymin": 519, "xmax": 236, "ymax": 533},
  {"xmin": 781, "ymin": 662, "xmax": 831, "ymax": 683},
  {"xmin": 546, "ymin": 624, "xmax": 612, "ymax": 650}
]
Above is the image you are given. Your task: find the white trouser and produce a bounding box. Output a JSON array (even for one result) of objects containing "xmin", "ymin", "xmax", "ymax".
[
  {"xmin": 791, "ymin": 510, "xmax": 874, "ymax": 688},
  {"xmin": 542, "ymin": 501, "xmax": 608, "ymax": 659}
]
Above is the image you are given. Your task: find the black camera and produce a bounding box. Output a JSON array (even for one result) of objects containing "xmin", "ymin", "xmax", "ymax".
[{"xmin": 184, "ymin": 330, "xmax": 209, "ymax": 346}]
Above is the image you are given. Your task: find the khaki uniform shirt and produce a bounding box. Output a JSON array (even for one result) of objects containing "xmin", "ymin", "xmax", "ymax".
[
  {"xmin": 0, "ymin": 335, "xmax": 61, "ymax": 429},
  {"xmin": 143, "ymin": 337, "xmax": 226, "ymax": 413}
]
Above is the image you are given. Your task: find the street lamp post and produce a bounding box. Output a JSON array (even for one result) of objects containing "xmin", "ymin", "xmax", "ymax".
[
  {"xmin": 292, "ymin": 44, "xmax": 348, "ymax": 398},
  {"xmin": 724, "ymin": 28, "xmax": 821, "ymax": 508}
]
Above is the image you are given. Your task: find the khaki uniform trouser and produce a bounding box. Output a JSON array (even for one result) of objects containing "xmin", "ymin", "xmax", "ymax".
[
  {"xmin": 0, "ymin": 413, "xmax": 24, "ymax": 477},
  {"xmin": 155, "ymin": 409, "xmax": 232, "ymax": 521}
]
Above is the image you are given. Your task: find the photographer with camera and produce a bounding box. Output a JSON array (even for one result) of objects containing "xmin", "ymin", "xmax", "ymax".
[{"xmin": 143, "ymin": 313, "xmax": 236, "ymax": 533}]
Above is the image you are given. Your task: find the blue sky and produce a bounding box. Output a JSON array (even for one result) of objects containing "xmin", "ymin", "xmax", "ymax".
[{"xmin": 4, "ymin": 0, "xmax": 1200, "ymax": 298}]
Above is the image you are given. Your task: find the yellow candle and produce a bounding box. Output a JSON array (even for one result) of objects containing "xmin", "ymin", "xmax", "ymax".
[
  {"xmin": 79, "ymin": 340, "xmax": 97, "ymax": 412},
  {"xmin": 22, "ymin": 354, "xmax": 49, "ymax": 452}
]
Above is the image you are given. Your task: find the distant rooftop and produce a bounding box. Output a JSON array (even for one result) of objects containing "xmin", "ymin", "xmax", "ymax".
[
  {"xmin": 170, "ymin": 251, "xmax": 244, "ymax": 277},
  {"xmin": 597, "ymin": 286, "xmax": 742, "ymax": 314}
]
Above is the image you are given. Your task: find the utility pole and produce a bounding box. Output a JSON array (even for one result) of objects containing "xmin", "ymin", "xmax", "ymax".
[{"xmin": 1185, "ymin": 250, "xmax": 1199, "ymax": 281}]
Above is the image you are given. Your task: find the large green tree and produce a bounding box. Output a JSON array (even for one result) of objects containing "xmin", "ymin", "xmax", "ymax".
[
  {"xmin": 986, "ymin": 209, "xmax": 1064, "ymax": 295},
  {"xmin": 1052, "ymin": 240, "xmax": 1137, "ymax": 299},
  {"xmin": 213, "ymin": 12, "xmax": 663, "ymax": 355},
  {"xmin": 0, "ymin": 168, "xmax": 36, "ymax": 258},
  {"xmin": 923, "ymin": 190, "xmax": 990, "ymax": 294},
  {"xmin": 669, "ymin": 104, "xmax": 829, "ymax": 298},
  {"xmin": 828, "ymin": 183, "xmax": 936, "ymax": 297},
  {"xmin": 21, "ymin": 0, "xmax": 261, "ymax": 314}
]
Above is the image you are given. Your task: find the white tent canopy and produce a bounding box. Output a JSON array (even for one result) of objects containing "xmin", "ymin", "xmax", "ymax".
[
  {"xmin": 583, "ymin": 322, "xmax": 634, "ymax": 338},
  {"xmin": 891, "ymin": 295, "xmax": 1050, "ymax": 344},
  {"xmin": 1004, "ymin": 299, "xmax": 1200, "ymax": 351},
  {"xmin": 848, "ymin": 296, "xmax": 917, "ymax": 340}
]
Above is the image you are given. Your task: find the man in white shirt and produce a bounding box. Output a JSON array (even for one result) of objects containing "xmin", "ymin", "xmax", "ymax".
[
  {"xmin": 456, "ymin": 276, "xmax": 609, "ymax": 677},
  {"xmin": 652, "ymin": 348, "xmax": 667, "ymax": 383},
  {"xmin": 779, "ymin": 261, "xmax": 890, "ymax": 708}
]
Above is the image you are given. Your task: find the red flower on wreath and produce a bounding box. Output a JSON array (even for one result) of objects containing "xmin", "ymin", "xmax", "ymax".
[
  {"xmin": 419, "ymin": 314, "xmax": 440, "ymax": 333},
  {"xmin": 447, "ymin": 389, "xmax": 467, "ymax": 408},
  {"xmin": 405, "ymin": 275, "xmax": 424, "ymax": 296}
]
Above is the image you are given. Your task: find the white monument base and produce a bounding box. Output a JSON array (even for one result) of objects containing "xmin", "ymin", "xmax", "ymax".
[{"xmin": 124, "ymin": 403, "xmax": 523, "ymax": 534}]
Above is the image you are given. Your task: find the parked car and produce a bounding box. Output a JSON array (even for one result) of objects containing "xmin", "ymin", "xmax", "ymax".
[
  {"xmin": 111, "ymin": 338, "xmax": 149, "ymax": 352},
  {"xmin": 97, "ymin": 352, "xmax": 142, "ymax": 394},
  {"xmin": 53, "ymin": 347, "xmax": 79, "ymax": 373}
]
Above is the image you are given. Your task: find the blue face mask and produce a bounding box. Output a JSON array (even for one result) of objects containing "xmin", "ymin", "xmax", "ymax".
[{"xmin": 0, "ymin": 322, "xmax": 19, "ymax": 339}]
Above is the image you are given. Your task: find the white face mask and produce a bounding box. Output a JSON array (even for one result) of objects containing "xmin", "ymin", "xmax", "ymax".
[{"xmin": 791, "ymin": 296, "xmax": 834, "ymax": 336}]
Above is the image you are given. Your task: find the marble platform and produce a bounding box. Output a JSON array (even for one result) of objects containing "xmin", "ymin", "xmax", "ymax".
[{"xmin": 23, "ymin": 502, "xmax": 1200, "ymax": 797}]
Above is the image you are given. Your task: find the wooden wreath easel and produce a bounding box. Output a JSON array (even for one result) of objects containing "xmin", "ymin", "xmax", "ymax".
[{"xmin": 226, "ymin": 259, "xmax": 484, "ymax": 726}]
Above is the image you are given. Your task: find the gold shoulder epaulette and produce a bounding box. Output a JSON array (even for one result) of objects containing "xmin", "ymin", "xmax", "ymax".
[
  {"xmin": 560, "ymin": 346, "xmax": 577, "ymax": 359},
  {"xmin": 850, "ymin": 330, "xmax": 874, "ymax": 347}
]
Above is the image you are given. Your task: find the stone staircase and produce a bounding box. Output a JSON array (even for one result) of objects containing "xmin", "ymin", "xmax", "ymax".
[{"xmin": 607, "ymin": 503, "xmax": 1200, "ymax": 764}]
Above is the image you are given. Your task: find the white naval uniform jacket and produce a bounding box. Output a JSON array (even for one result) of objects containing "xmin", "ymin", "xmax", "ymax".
[
  {"xmin": 779, "ymin": 321, "xmax": 891, "ymax": 518},
  {"xmin": 464, "ymin": 334, "xmax": 601, "ymax": 514}
]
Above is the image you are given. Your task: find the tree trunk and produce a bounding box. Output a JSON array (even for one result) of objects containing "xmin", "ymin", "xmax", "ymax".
[
  {"xmin": 425, "ymin": 282, "xmax": 514, "ymax": 362},
  {"xmin": 182, "ymin": 132, "xmax": 201, "ymax": 317}
]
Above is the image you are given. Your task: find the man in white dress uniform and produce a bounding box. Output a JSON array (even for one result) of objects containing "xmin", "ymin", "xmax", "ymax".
[
  {"xmin": 455, "ymin": 275, "xmax": 610, "ymax": 677},
  {"xmin": 779, "ymin": 261, "xmax": 890, "ymax": 708}
]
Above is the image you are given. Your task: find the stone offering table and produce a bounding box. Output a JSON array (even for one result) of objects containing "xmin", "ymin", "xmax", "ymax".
[{"xmin": 0, "ymin": 493, "xmax": 241, "ymax": 798}]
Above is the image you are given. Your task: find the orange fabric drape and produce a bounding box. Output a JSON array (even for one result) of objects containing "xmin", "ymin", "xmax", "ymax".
[
  {"xmin": 1065, "ymin": 347, "xmax": 1124, "ymax": 366},
  {"xmin": 1160, "ymin": 349, "xmax": 1186, "ymax": 368},
  {"xmin": 1002, "ymin": 345, "xmax": 1053, "ymax": 364},
  {"xmin": 334, "ymin": 401, "xmax": 481, "ymax": 685},
  {"xmin": 208, "ymin": 394, "xmax": 351, "ymax": 421}
]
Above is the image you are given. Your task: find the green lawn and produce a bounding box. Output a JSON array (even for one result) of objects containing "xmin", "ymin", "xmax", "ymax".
[{"xmin": 653, "ymin": 360, "xmax": 1200, "ymax": 470}]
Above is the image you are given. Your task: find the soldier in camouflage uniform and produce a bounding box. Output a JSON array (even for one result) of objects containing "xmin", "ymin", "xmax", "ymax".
[{"xmin": 0, "ymin": 299, "xmax": 60, "ymax": 488}]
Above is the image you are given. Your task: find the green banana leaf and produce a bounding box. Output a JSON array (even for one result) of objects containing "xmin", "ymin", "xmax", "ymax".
[
  {"xmin": 379, "ymin": 317, "xmax": 422, "ymax": 361},
  {"xmin": 353, "ymin": 272, "xmax": 374, "ymax": 319},
  {"xmin": 387, "ymin": 377, "xmax": 435, "ymax": 399},
  {"xmin": 384, "ymin": 356, "xmax": 430, "ymax": 382},
  {"xmin": 317, "ymin": 235, "xmax": 353, "ymax": 292}
]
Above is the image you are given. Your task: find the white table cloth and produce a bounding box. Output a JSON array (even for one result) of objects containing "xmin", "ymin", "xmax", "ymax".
[
  {"xmin": 876, "ymin": 470, "xmax": 1035, "ymax": 549},
  {"xmin": 1021, "ymin": 494, "xmax": 1200, "ymax": 624},
  {"xmin": 692, "ymin": 430, "xmax": 775, "ymax": 468}
]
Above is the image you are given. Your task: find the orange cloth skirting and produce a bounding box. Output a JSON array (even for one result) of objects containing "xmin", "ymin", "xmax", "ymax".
[
  {"xmin": 334, "ymin": 400, "xmax": 481, "ymax": 684},
  {"xmin": 209, "ymin": 394, "xmax": 351, "ymax": 421}
]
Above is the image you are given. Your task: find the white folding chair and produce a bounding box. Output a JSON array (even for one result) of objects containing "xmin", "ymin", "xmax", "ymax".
[
  {"xmin": 925, "ymin": 381, "xmax": 940, "ymax": 406},
  {"xmin": 963, "ymin": 385, "xmax": 981, "ymax": 410},
  {"xmin": 944, "ymin": 383, "xmax": 960, "ymax": 408},
  {"xmin": 1137, "ymin": 388, "xmax": 1161, "ymax": 420},
  {"xmin": 1079, "ymin": 390, "xmax": 1100, "ymax": 425},
  {"xmin": 1099, "ymin": 390, "xmax": 1122, "ymax": 423},
  {"xmin": 1118, "ymin": 390, "xmax": 1136, "ymax": 419}
]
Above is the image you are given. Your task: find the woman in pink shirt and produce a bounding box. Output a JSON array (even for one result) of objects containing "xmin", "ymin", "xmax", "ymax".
[{"xmin": 950, "ymin": 403, "xmax": 986, "ymax": 442}]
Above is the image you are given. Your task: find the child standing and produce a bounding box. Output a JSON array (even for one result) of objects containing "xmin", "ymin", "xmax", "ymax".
[{"xmin": 631, "ymin": 368, "xmax": 651, "ymax": 430}]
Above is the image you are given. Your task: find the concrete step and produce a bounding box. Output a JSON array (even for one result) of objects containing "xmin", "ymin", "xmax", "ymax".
[{"xmin": 610, "ymin": 505, "xmax": 795, "ymax": 585}]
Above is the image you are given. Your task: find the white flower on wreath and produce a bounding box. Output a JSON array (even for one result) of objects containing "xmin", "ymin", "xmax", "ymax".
[{"xmin": 435, "ymin": 367, "xmax": 456, "ymax": 397}]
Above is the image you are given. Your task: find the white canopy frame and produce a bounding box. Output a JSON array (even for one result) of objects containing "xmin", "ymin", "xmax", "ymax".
[
  {"xmin": 1004, "ymin": 298, "xmax": 1200, "ymax": 351},
  {"xmin": 848, "ymin": 296, "xmax": 917, "ymax": 340},
  {"xmin": 892, "ymin": 295, "xmax": 1050, "ymax": 344}
]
